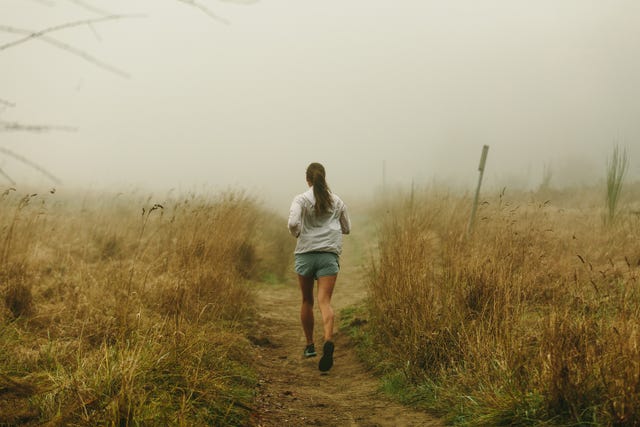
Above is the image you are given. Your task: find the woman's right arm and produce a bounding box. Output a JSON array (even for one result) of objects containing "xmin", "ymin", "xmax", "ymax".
[{"xmin": 288, "ymin": 197, "xmax": 302, "ymax": 237}]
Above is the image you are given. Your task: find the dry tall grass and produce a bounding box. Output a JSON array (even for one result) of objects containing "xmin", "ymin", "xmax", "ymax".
[
  {"xmin": 0, "ymin": 188, "xmax": 289, "ymax": 425},
  {"xmin": 367, "ymin": 184, "xmax": 640, "ymax": 425}
]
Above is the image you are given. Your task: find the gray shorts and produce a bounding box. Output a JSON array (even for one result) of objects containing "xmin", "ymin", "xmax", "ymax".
[{"xmin": 294, "ymin": 252, "xmax": 340, "ymax": 279}]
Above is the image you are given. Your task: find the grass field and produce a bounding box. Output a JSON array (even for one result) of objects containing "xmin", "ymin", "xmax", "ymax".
[
  {"xmin": 354, "ymin": 182, "xmax": 640, "ymax": 426},
  {"xmin": 4, "ymin": 181, "xmax": 639, "ymax": 426},
  {"xmin": 0, "ymin": 188, "xmax": 292, "ymax": 426}
]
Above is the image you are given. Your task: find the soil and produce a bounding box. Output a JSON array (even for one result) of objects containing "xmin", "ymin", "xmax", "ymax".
[{"xmin": 249, "ymin": 229, "xmax": 442, "ymax": 427}]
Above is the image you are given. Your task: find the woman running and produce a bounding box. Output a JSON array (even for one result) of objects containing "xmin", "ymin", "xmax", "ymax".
[{"xmin": 287, "ymin": 162, "xmax": 351, "ymax": 372}]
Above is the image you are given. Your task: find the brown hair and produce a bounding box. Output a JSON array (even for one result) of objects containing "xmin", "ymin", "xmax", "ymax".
[{"xmin": 306, "ymin": 162, "xmax": 333, "ymax": 215}]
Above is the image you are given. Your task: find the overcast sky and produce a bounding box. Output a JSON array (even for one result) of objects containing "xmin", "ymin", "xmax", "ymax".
[{"xmin": 1, "ymin": 0, "xmax": 639, "ymax": 208}]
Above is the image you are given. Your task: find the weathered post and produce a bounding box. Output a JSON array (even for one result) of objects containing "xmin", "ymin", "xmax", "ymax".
[{"xmin": 468, "ymin": 145, "xmax": 489, "ymax": 235}]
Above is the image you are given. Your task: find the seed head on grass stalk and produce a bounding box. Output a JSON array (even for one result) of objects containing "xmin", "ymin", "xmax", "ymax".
[{"xmin": 605, "ymin": 145, "xmax": 629, "ymax": 225}]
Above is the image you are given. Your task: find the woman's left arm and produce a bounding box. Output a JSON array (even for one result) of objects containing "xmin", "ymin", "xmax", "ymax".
[{"xmin": 339, "ymin": 202, "xmax": 351, "ymax": 235}]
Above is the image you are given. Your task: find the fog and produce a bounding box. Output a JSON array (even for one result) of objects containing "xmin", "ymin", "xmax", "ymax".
[{"xmin": 1, "ymin": 0, "xmax": 639, "ymax": 209}]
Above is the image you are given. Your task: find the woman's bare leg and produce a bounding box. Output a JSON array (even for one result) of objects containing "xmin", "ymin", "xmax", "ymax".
[
  {"xmin": 298, "ymin": 274, "xmax": 315, "ymax": 345},
  {"xmin": 317, "ymin": 275, "xmax": 337, "ymax": 342}
]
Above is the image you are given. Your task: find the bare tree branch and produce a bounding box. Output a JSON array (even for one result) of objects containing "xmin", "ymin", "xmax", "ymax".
[
  {"xmin": 0, "ymin": 121, "xmax": 77, "ymax": 133},
  {"xmin": 0, "ymin": 147, "xmax": 62, "ymax": 184},
  {"xmin": 0, "ymin": 14, "xmax": 143, "ymax": 52},
  {"xmin": 41, "ymin": 34, "xmax": 130, "ymax": 77},
  {"xmin": 87, "ymin": 22, "xmax": 103, "ymax": 42},
  {"xmin": 176, "ymin": 0, "xmax": 230, "ymax": 24},
  {"xmin": 0, "ymin": 25, "xmax": 131, "ymax": 78}
]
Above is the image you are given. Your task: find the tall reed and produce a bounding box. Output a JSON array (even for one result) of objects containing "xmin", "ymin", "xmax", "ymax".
[{"xmin": 605, "ymin": 144, "xmax": 629, "ymax": 225}]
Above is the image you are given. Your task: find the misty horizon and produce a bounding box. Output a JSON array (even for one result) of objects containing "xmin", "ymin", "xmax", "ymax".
[{"xmin": 2, "ymin": 0, "xmax": 639, "ymax": 209}]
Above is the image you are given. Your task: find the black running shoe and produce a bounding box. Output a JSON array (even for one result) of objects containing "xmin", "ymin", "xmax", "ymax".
[
  {"xmin": 319, "ymin": 341, "xmax": 334, "ymax": 372},
  {"xmin": 304, "ymin": 343, "xmax": 317, "ymax": 358}
]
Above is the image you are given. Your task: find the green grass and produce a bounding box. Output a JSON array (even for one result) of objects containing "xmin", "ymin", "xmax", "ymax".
[{"xmin": 341, "ymin": 305, "xmax": 559, "ymax": 426}]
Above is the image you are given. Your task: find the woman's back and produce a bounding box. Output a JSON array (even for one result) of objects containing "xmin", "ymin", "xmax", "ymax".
[{"xmin": 288, "ymin": 187, "xmax": 350, "ymax": 255}]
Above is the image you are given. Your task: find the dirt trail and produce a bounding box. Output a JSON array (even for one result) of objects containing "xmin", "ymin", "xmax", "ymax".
[{"xmin": 250, "ymin": 223, "xmax": 442, "ymax": 427}]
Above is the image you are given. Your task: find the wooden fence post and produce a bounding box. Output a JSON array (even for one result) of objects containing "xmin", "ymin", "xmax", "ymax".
[{"xmin": 468, "ymin": 145, "xmax": 489, "ymax": 235}]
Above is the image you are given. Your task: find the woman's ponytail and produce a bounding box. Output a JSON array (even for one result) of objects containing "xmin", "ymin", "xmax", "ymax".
[{"xmin": 306, "ymin": 163, "xmax": 333, "ymax": 215}]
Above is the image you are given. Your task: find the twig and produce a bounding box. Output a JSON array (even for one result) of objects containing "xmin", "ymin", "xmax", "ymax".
[
  {"xmin": 87, "ymin": 22, "xmax": 102, "ymax": 42},
  {"xmin": 0, "ymin": 147, "xmax": 62, "ymax": 184},
  {"xmin": 175, "ymin": 0, "xmax": 230, "ymax": 24},
  {"xmin": 0, "ymin": 15, "xmax": 143, "ymax": 51},
  {"xmin": 0, "ymin": 121, "xmax": 77, "ymax": 133},
  {"xmin": 41, "ymin": 33, "xmax": 128, "ymax": 76},
  {"xmin": 0, "ymin": 25, "xmax": 131, "ymax": 78}
]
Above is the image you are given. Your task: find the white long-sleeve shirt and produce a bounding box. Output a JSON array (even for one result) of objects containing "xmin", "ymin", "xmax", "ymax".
[{"xmin": 288, "ymin": 187, "xmax": 351, "ymax": 255}]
